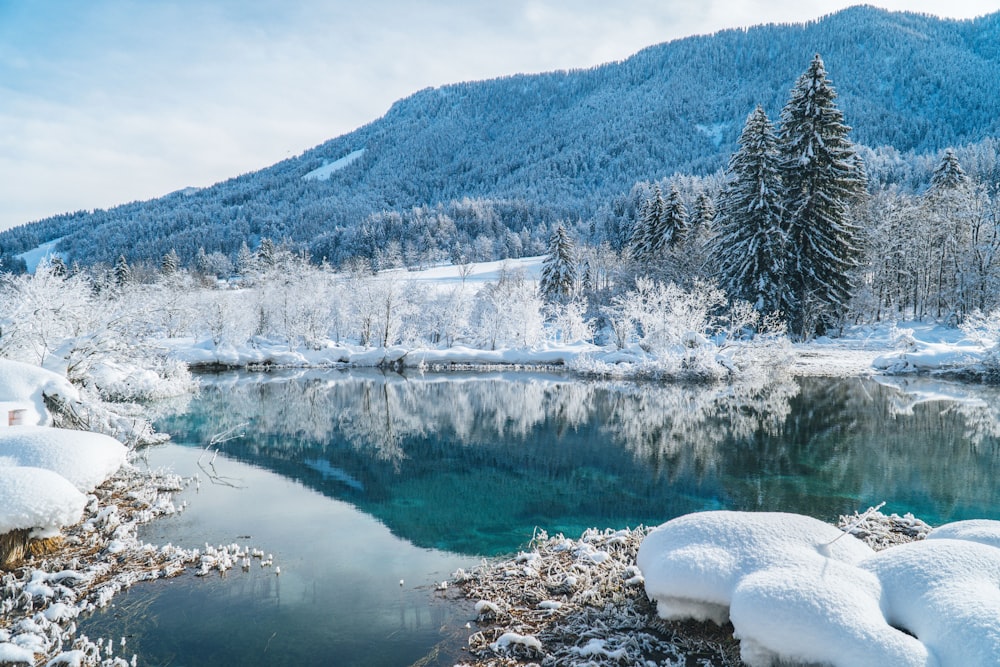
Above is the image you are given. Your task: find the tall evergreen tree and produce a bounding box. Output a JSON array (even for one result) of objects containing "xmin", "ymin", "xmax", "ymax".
[
  {"xmin": 712, "ymin": 106, "xmax": 788, "ymax": 314},
  {"xmin": 659, "ymin": 185, "xmax": 688, "ymax": 251},
  {"xmin": 161, "ymin": 249, "xmax": 181, "ymax": 275},
  {"xmin": 539, "ymin": 224, "xmax": 577, "ymax": 303},
  {"xmin": 778, "ymin": 54, "xmax": 867, "ymax": 336},
  {"xmin": 114, "ymin": 254, "xmax": 132, "ymax": 288},
  {"xmin": 929, "ymin": 148, "xmax": 968, "ymax": 193},
  {"xmin": 689, "ymin": 190, "xmax": 716, "ymax": 244},
  {"xmin": 631, "ymin": 184, "xmax": 664, "ymax": 262}
]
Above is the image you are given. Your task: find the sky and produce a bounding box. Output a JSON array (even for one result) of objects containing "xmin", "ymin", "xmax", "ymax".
[{"xmin": 0, "ymin": 1, "xmax": 997, "ymax": 232}]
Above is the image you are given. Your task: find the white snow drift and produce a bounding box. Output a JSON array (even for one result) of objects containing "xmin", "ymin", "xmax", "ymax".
[
  {"xmin": 638, "ymin": 511, "xmax": 1000, "ymax": 667},
  {"xmin": 0, "ymin": 359, "xmax": 127, "ymax": 543}
]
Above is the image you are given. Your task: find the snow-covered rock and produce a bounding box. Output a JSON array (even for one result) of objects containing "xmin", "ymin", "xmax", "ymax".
[
  {"xmin": 0, "ymin": 467, "xmax": 87, "ymax": 538},
  {"xmin": 0, "ymin": 426, "xmax": 127, "ymax": 492}
]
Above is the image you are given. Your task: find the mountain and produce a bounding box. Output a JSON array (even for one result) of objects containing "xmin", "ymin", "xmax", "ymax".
[{"xmin": 3, "ymin": 5, "xmax": 1000, "ymax": 271}]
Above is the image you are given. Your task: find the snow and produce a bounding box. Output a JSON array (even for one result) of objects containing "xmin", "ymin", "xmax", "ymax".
[
  {"xmin": 0, "ymin": 467, "xmax": 87, "ymax": 537},
  {"xmin": 0, "ymin": 359, "xmax": 79, "ymax": 426},
  {"xmin": 302, "ymin": 149, "xmax": 366, "ymax": 180},
  {"xmin": 0, "ymin": 426, "xmax": 127, "ymax": 492},
  {"xmin": 15, "ymin": 238, "xmax": 63, "ymax": 273},
  {"xmin": 639, "ymin": 511, "xmax": 1000, "ymax": 667},
  {"xmin": 0, "ymin": 360, "xmax": 126, "ymax": 541},
  {"xmin": 390, "ymin": 255, "xmax": 543, "ymax": 287},
  {"xmin": 0, "ymin": 642, "xmax": 35, "ymax": 665}
]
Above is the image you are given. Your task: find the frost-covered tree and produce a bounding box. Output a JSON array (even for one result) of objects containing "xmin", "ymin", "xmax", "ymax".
[
  {"xmin": 113, "ymin": 255, "xmax": 133, "ymax": 288},
  {"xmin": 929, "ymin": 149, "xmax": 968, "ymax": 192},
  {"xmin": 161, "ymin": 249, "xmax": 181, "ymax": 276},
  {"xmin": 778, "ymin": 54, "xmax": 867, "ymax": 337},
  {"xmin": 539, "ymin": 224, "xmax": 577, "ymax": 303},
  {"xmin": 471, "ymin": 265, "xmax": 544, "ymax": 350},
  {"xmin": 712, "ymin": 106, "xmax": 788, "ymax": 315},
  {"xmin": 660, "ymin": 185, "xmax": 688, "ymax": 250},
  {"xmin": 631, "ymin": 184, "xmax": 664, "ymax": 262}
]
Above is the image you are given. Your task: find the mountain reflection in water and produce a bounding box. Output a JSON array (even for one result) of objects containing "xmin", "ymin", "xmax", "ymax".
[{"xmin": 156, "ymin": 370, "xmax": 1000, "ymax": 556}]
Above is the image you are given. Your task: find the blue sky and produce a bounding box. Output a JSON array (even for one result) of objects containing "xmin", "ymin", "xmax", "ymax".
[{"xmin": 0, "ymin": 1, "xmax": 996, "ymax": 232}]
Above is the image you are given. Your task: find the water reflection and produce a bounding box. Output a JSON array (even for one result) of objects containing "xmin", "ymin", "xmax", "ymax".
[{"xmin": 157, "ymin": 370, "xmax": 1000, "ymax": 556}]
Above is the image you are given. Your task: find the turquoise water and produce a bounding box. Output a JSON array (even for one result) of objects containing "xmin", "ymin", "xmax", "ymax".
[{"xmin": 78, "ymin": 370, "xmax": 1000, "ymax": 665}]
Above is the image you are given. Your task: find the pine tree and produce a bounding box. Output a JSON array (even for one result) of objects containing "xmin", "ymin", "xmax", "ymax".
[
  {"xmin": 161, "ymin": 249, "xmax": 181, "ymax": 275},
  {"xmin": 712, "ymin": 106, "xmax": 788, "ymax": 314},
  {"xmin": 539, "ymin": 224, "xmax": 577, "ymax": 303},
  {"xmin": 631, "ymin": 185, "xmax": 663, "ymax": 261},
  {"xmin": 114, "ymin": 254, "xmax": 132, "ymax": 288},
  {"xmin": 48, "ymin": 256, "xmax": 68, "ymax": 278},
  {"xmin": 659, "ymin": 185, "xmax": 688, "ymax": 251},
  {"xmin": 689, "ymin": 191, "xmax": 716, "ymax": 244},
  {"xmin": 929, "ymin": 148, "xmax": 968, "ymax": 193},
  {"xmin": 778, "ymin": 54, "xmax": 867, "ymax": 337}
]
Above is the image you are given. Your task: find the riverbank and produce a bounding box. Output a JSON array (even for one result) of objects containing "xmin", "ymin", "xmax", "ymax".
[{"xmin": 446, "ymin": 511, "xmax": 932, "ymax": 666}]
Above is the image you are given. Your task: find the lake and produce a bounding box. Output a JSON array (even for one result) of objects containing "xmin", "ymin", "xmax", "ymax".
[{"xmin": 79, "ymin": 370, "xmax": 1000, "ymax": 665}]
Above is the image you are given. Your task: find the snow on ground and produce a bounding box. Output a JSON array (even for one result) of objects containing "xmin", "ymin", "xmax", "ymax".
[
  {"xmin": 638, "ymin": 510, "xmax": 1000, "ymax": 667},
  {"xmin": 0, "ymin": 359, "xmax": 79, "ymax": 426},
  {"xmin": 301, "ymin": 148, "xmax": 366, "ymax": 180},
  {"xmin": 0, "ymin": 426, "xmax": 127, "ymax": 492},
  {"xmin": 0, "ymin": 467, "xmax": 86, "ymax": 537},
  {"xmin": 14, "ymin": 237, "xmax": 63, "ymax": 273},
  {"xmin": 0, "ymin": 359, "xmax": 126, "ymax": 548},
  {"xmin": 390, "ymin": 255, "xmax": 544, "ymax": 287}
]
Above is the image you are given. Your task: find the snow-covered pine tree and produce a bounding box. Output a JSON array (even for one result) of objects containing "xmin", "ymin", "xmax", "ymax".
[
  {"xmin": 114, "ymin": 254, "xmax": 133, "ymax": 288},
  {"xmin": 631, "ymin": 184, "xmax": 663, "ymax": 262},
  {"xmin": 659, "ymin": 185, "xmax": 688, "ymax": 251},
  {"xmin": 539, "ymin": 224, "xmax": 577, "ymax": 303},
  {"xmin": 689, "ymin": 190, "xmax": 716, "ymax": 245},
  {"xmin": 778, "ymin": 54, "xmax": 867, "ymax": 337},
  {"xmin": 161, "ymin": 249, "xmax": 181, "ymax": 275},
  {"xmin": 712, "ymin": 106, "xmax": 788, "ymax": 314},
  {"xmin": 929, "ymin": 148, "xmax": 968, "ymax": 193}
]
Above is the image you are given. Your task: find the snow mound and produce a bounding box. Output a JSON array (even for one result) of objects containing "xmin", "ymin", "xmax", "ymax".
[
  {"xmin": 638, "ymin": 511, "xmax": 930, "ymax": 667},
  {"xmin": 865, "ymin": 537, "xmax": 1000, "ymax": 665},
  {"xmin": 0, "ymin": 426, "xmax": 127, "ymax": 492},
  {"xmin": 0, "ymin": 359, "xmax": 79, "ymax": 426},
  {"xmin": 0, "ymin": 466, "xmax": 87, "ymax": 537},
  {"xmin": 926, "ymin": 518, "xmax": 1000, "ymax": 549}
]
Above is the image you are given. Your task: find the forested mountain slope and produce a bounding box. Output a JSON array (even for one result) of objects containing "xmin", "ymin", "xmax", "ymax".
[{"xmin": 3, "ymin": 5, "xmax": 999, "ymax": 270}]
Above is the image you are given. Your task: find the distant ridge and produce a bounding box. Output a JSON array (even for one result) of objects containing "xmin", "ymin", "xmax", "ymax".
[{"xmin": 2, "ymin": 5, "xmax": 999, "ymax": 270}]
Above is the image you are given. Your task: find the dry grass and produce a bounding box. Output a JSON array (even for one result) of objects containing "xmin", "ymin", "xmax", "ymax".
[
  {"xmin": 451, "ymin": 527, "xmax": 742, "ymax": 666},
  {"xmin": 448, "ymin": 511, "xmax": 930, "ymax": 666},
  {"xmin": 1, "ymin": 531, "xmax": 66, "ymax": 570}
]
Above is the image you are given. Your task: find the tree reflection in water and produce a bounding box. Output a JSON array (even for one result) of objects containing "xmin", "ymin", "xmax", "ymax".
[{"xmin": 155, "ymin": 370, "xmax": 1000, "ymax": 556}]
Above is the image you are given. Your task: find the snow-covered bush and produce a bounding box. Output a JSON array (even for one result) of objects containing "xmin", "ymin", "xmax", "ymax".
[
  {"xmin": 612, "ymin": 277, "xmax": 725, "ymax": 355},
  {"xmin": 470, "ymin": 266, "xmax": 544, "ymax": 350},
  {"xmin": 545, "ymin": 300, "xmax": 594, "ymax": 344}
]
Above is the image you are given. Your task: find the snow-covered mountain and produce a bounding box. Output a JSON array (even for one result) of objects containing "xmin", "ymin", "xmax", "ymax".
[{"xmin": 2, "ymin": 5, "xmax": 999, "ymax": 270}]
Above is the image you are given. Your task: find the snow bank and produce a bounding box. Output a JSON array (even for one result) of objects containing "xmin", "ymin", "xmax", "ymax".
[
  {"xmin": 0, "ymin": 426, "xmax": 127, "ymax": 492},
  {"xmin": 0, "ymin": 359, "xmax": 79, "ymax": 426},
  {"xmin": 639, "ymin": 511, "xmax": 1000, "ymax": 667},
  {"xmin": 0, "ymin": 467, "xmax": 86, "ymax": 537},
  {"xmin": 872, "ymin": 322, "xmax": 988, "ymax": 375}
]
